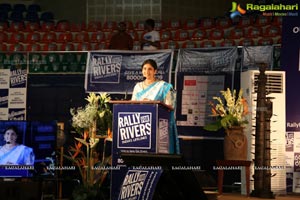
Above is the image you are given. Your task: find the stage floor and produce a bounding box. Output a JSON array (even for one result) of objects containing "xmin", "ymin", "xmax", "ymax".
[{"xmin": 215, "ymin": 193, "xmax": 300, "ymax": 200}]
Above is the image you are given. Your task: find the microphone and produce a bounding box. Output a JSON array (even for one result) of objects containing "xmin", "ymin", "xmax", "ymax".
[{"xmin": 123, "ymin": 90, "xmax": 128, "ymax": 100}]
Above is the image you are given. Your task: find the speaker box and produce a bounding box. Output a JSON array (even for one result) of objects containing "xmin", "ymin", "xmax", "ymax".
[{"xmin": 121, "ymin": 153, "xmax": 208, "ymax": 200}]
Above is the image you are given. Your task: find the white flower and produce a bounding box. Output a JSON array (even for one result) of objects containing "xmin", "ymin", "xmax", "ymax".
[{"xmin": 89, "ymin": 137, "xmax": 99, "ymax": 148}]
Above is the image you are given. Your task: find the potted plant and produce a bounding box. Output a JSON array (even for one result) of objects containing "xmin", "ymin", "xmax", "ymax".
[
  {"xmin": 65, "ymin": 92, "xmax": 113, "ymax": 199},
  {"xmin": 204, "ymin": 88, "xmax": 249, "ymax": 160}
]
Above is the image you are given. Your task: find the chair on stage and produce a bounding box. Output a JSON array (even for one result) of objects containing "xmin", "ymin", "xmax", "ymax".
[
  {"xmin": 0, "ymin": 21, "xmax": 8, "ymax": 31},
  {"xmin": 134, "ymin": 20, "xmax": 144, "ymax": 31},
  {"xmin": 86, "ymin": 21, "xmax": 101, "ymax": 32},
  {"xmin": 9, "ymin": 32, "xmax": 25, "ymax": 44},
  {"xmin": 90, "ymin": 31, "xmax": 106, "ymax": 43},
  {"xmin": 102, "ymin": 20, "xmax": 117, "ymax": 32},
  {"xmin": 191, "ymin": 29, "xmax": 206, "ymax": 41},
  {"xmin": 0, "ymin": 32, "xmax": 8, "ymax": 43},
  {"xmin": 8, "ymin": 21, "xmax": 25, "ymax": 32},
  {"xmin": 154, "ymin": 20, "xmax": 166, "ymax": 31},
  {"xmin": 41, "ymin": 21, "xmax": 55, "ymax": 32},
  {"xmin": 26, "ymin": 32, "xmax": 41, "ymax": 44},
  {"xmin": 132, "ymin": 41, "xmax": 141, "ymax": 51},
  {"xmin": 74, "ymin": 32, "xmax": 89, "ymax": 43},
  {"xmin": 9, "ymin": 43, "xmax": 24, "ymax": 52},
  {"xmin": 43, "ymin": 43, "xmax": 58, "ymax": 51},
  {"xmin": 163, "ymin": 40, "xmax": 179, "ymax": 49},
  {"xmin": 77, "ymin": 43, "xmax": 91, "ymax": 51},
  {"xmin": 61, "ymin": 43, "xmax": 75, "ymax": 51},
  {"xmin": 200, "ymin": 40, "xmax": 216, "ymax": 48},
  {"xmin": 160, "ymin": 29, "xmax": 172, "ymax": 42},
  {"xmin": 26, "ymin": 43, "xmax": 41, "ymax": 51},
  {"xmin": 220, "ymin": 39, "xmax": 236, "ymax": 47},
  {"xmin": 199, "ymin": 17, "xmax": 215, "ymax": 30},
  {"xmin": 167, "ymin": 19, "xmax": 182, "ymax": 30},
  {"xmin": 70, "ymin": 22, "xmax": 86, "ymax": 32},
  {"xmin": 92, "ymin": 42, "xmax": 108, "ymax": 50},
  {"xmin": 182, "ymin": 18, "xmax": 197, "ymax": 30},
  {"xmin": 227, "ymin": 28, "xmax": 244, "ymax": 39},
  {"xmin": 25, "ymin": 22, "xmax": 41, "ymax": 32},
  {"xmin": 263, "ymin": 25, "xmax": 281, "ymax": 44},
  {"xmin": 124, "ymin": 20, "xmax": 134, "ymax": 30},
  {"xmin": 247, "ymin": 26, "xmax": 263, "ymax": 38},
  {"xmin": 0, "ymin": 43, "xmax": 7, "ymax": 51},
  {"xmin": 272, "ymin": 16, "xmax": 282, "ymax": 26},
  {"xmin": 127, "ymin": 29, "xmax": 139, "ymax": 41},
  {"xmin": 254, "ymin": 15, "xmax": 272, "ymax": 27},
  {"xmin": 174, "ymin": 29, "xmax": 190, "ymax": 41},
  {"xmin": 181, "ymin": 40, "xmax": 197, "ymax": 48},
  {"xmin": 236, "ymin": 16, "xmax": 255, "ymax": 28},
  {"xmin": 57, "ymin": 32, "xmax": 73, "ymax": 43},
  {"xmin": 56, "ymin": 20, "xmax": 71, "ymax": 32},
  {"xmin": 238, "ymin": 38, "xmax": 255, "ymax": 46},
  {"xmin": 42, "ymin": 32, "xmax": 57, "ymax": 43},
  {"xmin": 208, "ymin": 28, "xmax": 224, "ymax": 46},
  {"xmin": 257, "ymin": 38, "xmax": 273, "ymax": 46}
]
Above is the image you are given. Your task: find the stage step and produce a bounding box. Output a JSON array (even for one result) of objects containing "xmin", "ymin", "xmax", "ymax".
[
  {"xmin": 203, "ymin": 187, "xmax": 218, "ymax": 200},
  {"xmin": 204, "ymin": 190, "xmax": 218, "ymax": 200}
]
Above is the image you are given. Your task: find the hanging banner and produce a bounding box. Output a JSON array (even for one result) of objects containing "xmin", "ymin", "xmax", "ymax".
[
  {"xmin": 281, "ymin": 6, "xmax": 300, "ymax": 193},
  {"xmin": 174, "ymin": 48, "xmax": 237, "ymax": 136},
  {"xmin": 0, "ymin": 68, "xmax": 27, "ymax": 120},
  {"xmin": 175, "ymin": 47, "xmax": 238, "ymax": 73},
  {"xmin": 84, "ymin": 50, "xmax": 173, "ymax": 93},
  {"xmin": 242, "ymin": 46, "xmax": 274, "ymax": 70}
]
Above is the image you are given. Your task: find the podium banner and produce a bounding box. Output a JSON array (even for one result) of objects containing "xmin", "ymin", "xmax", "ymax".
[
  {"xmin": 117, "ymin": 111, "xmax": 154, "ymax": 150},
  {"xmin": 118, "ymin": 168, "xmax": 162, "ymax": 200},
  {"xmin": 111, "ymin": 101, "xmax": 171, "ymax": 200},
  {"xmin": 84, "ymin": 50, "xmax": 173, "ymax": 93}
]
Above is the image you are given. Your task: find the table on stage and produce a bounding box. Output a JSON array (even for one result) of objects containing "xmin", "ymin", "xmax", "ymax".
[{"xmin": 216, "ymin": 160, "xmax": 252, "ymax": 196}]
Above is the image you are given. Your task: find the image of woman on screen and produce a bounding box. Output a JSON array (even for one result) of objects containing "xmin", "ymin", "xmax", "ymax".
[
  {"xmin": 131, "ymin": 59, "xmax": 180, "ymax": 154},
  {"xmin": 0, "ymin": 126, "xmax": 35, "ymax": 165}
]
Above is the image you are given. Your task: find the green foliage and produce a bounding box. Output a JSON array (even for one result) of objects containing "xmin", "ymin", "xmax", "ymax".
[{"xmin": 204, "ymin": 88, "xmax": 249, "ymax": 132}]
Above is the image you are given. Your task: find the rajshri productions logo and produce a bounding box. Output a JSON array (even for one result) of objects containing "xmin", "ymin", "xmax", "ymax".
[{"xmin": 229, "ymin": 1, "xmax": 298, "ymax": 19}]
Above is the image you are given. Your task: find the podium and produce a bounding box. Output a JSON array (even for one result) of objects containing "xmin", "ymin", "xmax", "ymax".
[
  {"xmin": 110, "ymin": 100, "xmax": 173, "ymax": 200},
  {"xmin": 111, "ymin": 100, "xmax": 173, "ymax": 158}
]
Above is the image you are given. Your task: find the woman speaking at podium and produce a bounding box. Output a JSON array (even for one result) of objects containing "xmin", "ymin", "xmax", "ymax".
[{"xmin": 131, "ymin": 59, "xmax": 180, "ymax": 154}]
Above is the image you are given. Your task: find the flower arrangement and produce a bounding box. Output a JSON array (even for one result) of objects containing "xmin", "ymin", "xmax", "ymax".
[
  {"xmin": 204, "ymin": 88, "xmax": 249, "ymax": 131},
  {"xmin": 65, "ymin": 92, "xmax": 113, "ymax": 194},
  {"xmin": 70, "ymin": 92, "xmax": 112, "ymax": 137}
]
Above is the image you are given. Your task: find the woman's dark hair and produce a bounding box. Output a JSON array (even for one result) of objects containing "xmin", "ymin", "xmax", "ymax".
[
  {"xmin": 4, "ymin": 125, "xmax": 22, "ymax": 143},
  {"xmin": 4, "ymin": 125, "xmax": 19, "ymax": 135},
  {"xmin": 141, "ymin": 59, "xmax": 158, "ymax": 70},
  {"xmin": 145, "ymin": 18, "xmax": 155, "ymax": 29}
]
